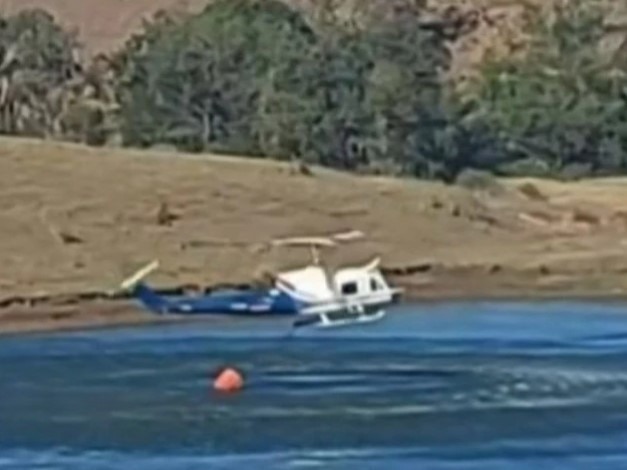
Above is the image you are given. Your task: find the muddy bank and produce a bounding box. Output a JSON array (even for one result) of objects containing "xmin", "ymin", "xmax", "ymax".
[{"xmin": 3, "ymin": 266, "xmax": 627, "ymax": 337}]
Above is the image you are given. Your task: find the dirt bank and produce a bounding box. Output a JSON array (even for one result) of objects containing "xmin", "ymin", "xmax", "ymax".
[
  {"xmin": 2, "ymin": 137, "xmax": 627, "ymax": 334},
  {"xmin": 4, "ymin": 273, "xmax": 627, "ymax": 337}
]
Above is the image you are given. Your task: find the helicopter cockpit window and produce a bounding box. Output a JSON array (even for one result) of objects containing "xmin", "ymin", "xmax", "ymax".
[{"xmin": 341, "ymin": 282, "xmax": 358, "ymax": 295}]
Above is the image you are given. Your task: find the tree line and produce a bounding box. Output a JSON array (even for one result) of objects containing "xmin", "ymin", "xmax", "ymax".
[{"xmin": 1, "ymin": 0, "xmax": 625, "ymax": 181}]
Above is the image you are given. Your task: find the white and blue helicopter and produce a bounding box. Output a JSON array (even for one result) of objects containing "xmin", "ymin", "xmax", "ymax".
[{"xmin": 119, "ymin": 231, "xmax": 403, "ymax": 329}]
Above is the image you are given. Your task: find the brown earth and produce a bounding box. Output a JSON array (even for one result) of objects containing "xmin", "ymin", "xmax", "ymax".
[{"xmin": 2, "ymin": 137, "xmax": 627, "ymax": 334}]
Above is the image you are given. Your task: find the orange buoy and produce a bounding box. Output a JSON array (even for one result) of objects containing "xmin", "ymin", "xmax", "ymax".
[{"xmin": 213, "ymin": 367, "xmax": 244, "ymax": 393}]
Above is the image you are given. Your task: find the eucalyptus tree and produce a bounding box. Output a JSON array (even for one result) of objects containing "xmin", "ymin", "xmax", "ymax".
[{"xmin": 0, "ymin": 9, "xmax": 82, "ymax": 138}]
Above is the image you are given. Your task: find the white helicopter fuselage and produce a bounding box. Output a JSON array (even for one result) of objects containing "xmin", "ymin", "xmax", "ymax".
[{"xmin": 274, "ymin": 261, "xmax": 402, "ymax": 316}]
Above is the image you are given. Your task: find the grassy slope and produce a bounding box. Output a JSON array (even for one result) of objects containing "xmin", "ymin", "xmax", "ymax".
[
  {"xmin": 2, "ymin": 136, "xmax": 627, "ymax": 299},
  {"xmin": 1, "ymin": 137, "xmax": 627, "ymax": 333},
  {"xmin": 0, "ymin": 137, "xmax": 514, "ymax": 296}
]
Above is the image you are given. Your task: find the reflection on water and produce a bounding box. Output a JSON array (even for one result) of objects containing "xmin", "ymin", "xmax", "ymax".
[{"xmin": 2, "ymin": 301, "xmax": 627, "ymax": 469}]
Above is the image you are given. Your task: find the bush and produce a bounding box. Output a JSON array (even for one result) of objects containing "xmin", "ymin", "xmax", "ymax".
[
  {"xmin": 517, "ymin": 182, "xmax": 547, "ymax": 201},
  {"xmin": 455, "ymin": 168, "xmax": 502, "ymax": 193}
]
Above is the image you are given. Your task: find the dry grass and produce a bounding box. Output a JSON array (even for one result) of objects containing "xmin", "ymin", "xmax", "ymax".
[
  {"xmin": 0, "ymin": 137, "xmax": 519, "ymax": 296},
  {"xmin": 1, "ymin": 137, "xmax": 627, "ymax": 300},
  {"xmin": 1, "ymin": 138, "xmax": 627, "ymax": 333}
]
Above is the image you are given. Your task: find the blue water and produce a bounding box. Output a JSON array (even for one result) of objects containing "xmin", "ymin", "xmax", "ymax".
[{"xmin": 2, "ymin": 302, "xmax": 627, "ymax": 469}]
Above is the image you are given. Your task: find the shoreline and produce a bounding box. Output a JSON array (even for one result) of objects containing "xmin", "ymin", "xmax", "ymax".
[
  {"xmin": 3, "ymin": 269, "xmax": 627, "ymax": 337},
  {"xmin": 3, "ymin": 137, "xmax": 627, "ymax": 337}
]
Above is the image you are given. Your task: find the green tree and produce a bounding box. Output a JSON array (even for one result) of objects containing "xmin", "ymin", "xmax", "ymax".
[
  {"xmin": 0, "ymin": 9, "xmax": 82, "ymax": 137},
  {"xmin": 256, "ymin": 28, "xmax": 376, "ymax": 169},
  {"xmin": 115, "ymin": 0, "xmax": 316, "ymax": 154},
  {"xmin": 364, "ymin": 10, "xmax": 452, "ymax": 175},
  {"xmin": 256, "ymin": 4, "xmax": 456, "ymax": 172},
  {"xmin": 472, "ymin": 0, "xmax": 627, "ymax": 177}
]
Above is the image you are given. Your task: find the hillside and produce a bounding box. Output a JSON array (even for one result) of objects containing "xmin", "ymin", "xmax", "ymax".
[
  {"xmin": 2, "ymin": 0, "xmax": 627, "ymax": 335},
  {"xmin": 3, "ymin": 138, "xmax": 627, "ymax": 333},
  {"xmin": 0, "ymin": 0, "xmax": 590, "ymax": 80},
  {"xmin": 0, "ymin": 0, "xmax": 208, "ymax": 57}
]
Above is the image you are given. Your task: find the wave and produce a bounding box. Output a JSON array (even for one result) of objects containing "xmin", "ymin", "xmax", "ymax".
[
  {"xmin": 4, "ymin": 303, "xmax": 627, "ymax": 468},
  {"xmin": 4, "ymin": 438, "xmax": 627, "ymax": 470}
]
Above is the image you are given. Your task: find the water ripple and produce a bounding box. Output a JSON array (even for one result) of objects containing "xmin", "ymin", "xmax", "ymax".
[{"xmin": 3, "ymin": 302, "xmax": 627, "ymax": 468}]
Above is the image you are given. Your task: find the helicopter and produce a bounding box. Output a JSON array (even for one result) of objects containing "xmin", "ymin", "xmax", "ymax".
[{"xmin": 119, "ymin": 230, "xmax": 403, "ymax": 329}]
